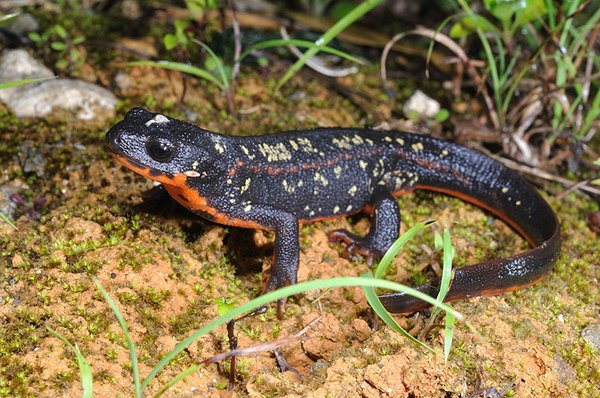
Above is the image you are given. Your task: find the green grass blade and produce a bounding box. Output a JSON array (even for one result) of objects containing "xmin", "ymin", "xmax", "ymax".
[
  {"xmin": 0, "ymin": 76, "xmax": 55, "ymax": 90},
  {"xmin": 0, "ymin": 213, "xmax": 17, "ymax": 229},
  {"xmin": 581, "ymin": 88, "xmax": 600, "ymax": 136},
  {"xmin": 190, "ymin": 38, "xmax": 230, "ymax": 89},
  {"xmin": 128, "ymin": 60, "xmax": 225, "ymax": 90},
  {"xmin": 240, "ymin": 39, "xmax": 364, "ymax": 64},
  {"xmin": 456, "ymin": 0, "xmax": 503, "ymax": 122},
  {"xmin": 141, "ymin": 276, "xmax": 462, "ymax": 391},
  {"xmin": 93, "ymin": 277, "xmax": 142, "ymax": 398},
  {"xmin": 152, "ymin": 365, "xmax": 201, "ymax": 398},
  {"xmin": 443, "ymin": 312, "xmax": 455, "ymax": 361},
  {"xmin": 436, "ymin": 229, "xmax": 454, "ymax": 308},
  {"xmin": 47, "ymin": 327, "xmax": 93, "ymax": 398},
  {"xmin": 362, "ymin": 274, "xmax": 434, "ymax": 352},
  {"xmin": 276, "ymin": 0, "xmax": 384, "ymax": 89},
  {"xmin": 374, "ymin": 220, "xmax": 435, "ymax": 279},
  {"xmin": 363, "ymin": 221, "xmax": 438, "ymax": 353},
  {"xmin": 0, "ymin": 13, "xmax": 19, "ymax": 23},
  {"xmin": 439, "ymin": 229, "xmax": 455, "ymax": 362}
]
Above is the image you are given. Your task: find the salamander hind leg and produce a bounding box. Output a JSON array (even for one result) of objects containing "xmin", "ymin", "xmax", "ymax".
[{"xmin": 328, "ymin": 188, "xmax": 400, "ymax": 266}]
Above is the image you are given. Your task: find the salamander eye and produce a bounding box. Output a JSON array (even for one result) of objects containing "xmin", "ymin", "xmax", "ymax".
[{"xmin": 146, "ymin": 140, "xmax": 175, "ymax": 162}]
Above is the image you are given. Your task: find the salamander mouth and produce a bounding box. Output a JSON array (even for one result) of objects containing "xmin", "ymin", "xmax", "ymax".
[{"xmin": 110, "ymin": 152, "xmax": 146, "ymax": 171}]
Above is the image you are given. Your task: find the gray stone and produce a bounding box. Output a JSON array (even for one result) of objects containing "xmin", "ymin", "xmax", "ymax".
[
  {"xmin": 554, "ymin": 355, "xmax": 577, "ymax": 384},
  {"xmin": 581, "ymin": 323, "xmax": 600, "ymax": 351},
  {"xmin": 403, "ymin": 90, "xmax": 441, "ymax": 119},
  {"xmin": 7, "ymin": 13, "xmax": 39, "ymax": 35},
  {"xmin": 0, "ymin": 183, "xmax": 25, "ymax": 221},
  {"xmin": 18, "ymin": 140, "xmax": 46, "ymax": 177},
  {"xmin": 0, "ymin": 49, "xmax": 117, "ymax": 120}
]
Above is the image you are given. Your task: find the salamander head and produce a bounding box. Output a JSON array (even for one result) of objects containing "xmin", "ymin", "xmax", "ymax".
[{"xmin": 106, "ymin": 108, "xmax": 223, "ymax": 186}]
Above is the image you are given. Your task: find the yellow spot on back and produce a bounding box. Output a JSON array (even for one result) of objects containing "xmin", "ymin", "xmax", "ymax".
[
  {"xmin": 240, "ymin": 145, "xmax": 255, "ymax": 160},
  {"xmin": 333, "ymin": 165, "xmax": 342, "ymax": 178},
  {"xmin": 333, "ymin": 206, "xmax": 340, "ymax": 214},
  {"xmin": 258, "ymin": 142, "xmax": 292, "ymax": 162},
  {"xmin": 396, "ymin": 138, "xmax": 405, "ymax": 145},
  {"xmin": 214, "ymin": 143, "xmax": 225, "ymax": 154},
  {"xmin": 332, "ymin": 136, "xmax": 353, "ymax": 150},
  {"xmin": 313, "ymin": 172, "xmax": 329, "ymax": 186},
  {"xmin": 359, "ymin": 160, "xmax": 368, "ymax": 169},
  {"xmin": 297, "ymin": 137, "xmax": 317, "ymax": 153},
  {"xmin": 411, "ymin": 142, "xmax": 424, "ymax": 152},
  {"xmin": 348, "ymin": 185, "xmax": 358, "ymax": 196},
  {"xmin": 282, "ymin": 179, "xmax": 295, "ymax": 193},
  {"xmin": 240, "ymin": 178, "xmax": 251, "ymax": 194},
  {"xmin": 351, "ymin": 134, "xmax": 364, "ymax": 145}
]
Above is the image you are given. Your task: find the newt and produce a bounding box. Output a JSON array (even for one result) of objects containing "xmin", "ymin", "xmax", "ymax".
[{"xmin": 106, "ymin": 108, "xmax": 561, "ymax": 313}]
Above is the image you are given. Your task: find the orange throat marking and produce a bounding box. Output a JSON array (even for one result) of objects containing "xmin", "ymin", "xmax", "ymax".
[{"xmin": 113, "ymin": 154, "xmax": 264, "ymax": 230}]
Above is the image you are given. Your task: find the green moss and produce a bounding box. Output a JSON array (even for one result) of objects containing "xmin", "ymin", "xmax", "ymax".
[{"xmin": 169, "ymin": 300, "xmax": 211, "ymax": 337}]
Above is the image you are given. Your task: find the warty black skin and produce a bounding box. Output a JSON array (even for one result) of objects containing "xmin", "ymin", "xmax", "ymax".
[{"xmin": 106, "ymin": 108, "xmax": 561, "ymax": 313}]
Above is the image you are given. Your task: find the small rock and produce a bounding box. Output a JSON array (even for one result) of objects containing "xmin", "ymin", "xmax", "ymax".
[
  {"xmin": 554, "ymin": 355, "xmax": 577, "ymax": 384},
  {"xmin": 0, "ymin": 183, "xmax": 26, "ymax": 221},
  {"xmin": 114, "ymin": 37, "xmax": 157, "ymax": 58},
  {"xmin": 7, "ymin": 13, "xmax": 39, "ymax": 36},
  {"xmin": 18, "ymin": 140, "xmax": 46, "ymax": 177},
  {"xmin": 586, "ymin": 211, "xmax": 600, "ymax": 233},
  {"xmin": 581, "ymin": 323, "xmax": 600, "ymax": 350},
  {"xmin": 113, "ymin": 71, "xmax": 133, "ymax": 95},
  {"xmin": 0, "ymin": 48, "xmax": 53, "ymax": 84},
  {"xmin": 353, "ymin": 318, "xmax": 371, "ymax": 342},
  {"xmin": 0, "ymin": 49, "xmax": 117, "ymax": 121},
  {"xmin": 403, "ymin": 90, "xmax": 440, "ymax": 119}
]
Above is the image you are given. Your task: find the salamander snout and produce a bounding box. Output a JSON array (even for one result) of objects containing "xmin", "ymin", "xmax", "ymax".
[
  {"xmin": 105, "ymin": 124, "xmax": 124, "ymax": 154},
  {"xmin": 124, "ymin": 107, "xmax": 152, "ymax": 121}
]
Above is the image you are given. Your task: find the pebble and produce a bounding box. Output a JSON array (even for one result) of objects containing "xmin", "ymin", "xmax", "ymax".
[
  {"xmin": 0, "ymin": 183, "xmax": 25, "ymax": 222},
  {"xmin": 18, "ymin": 140, "xmax": 46, "ymax": 177},
  {"xmin": 7, "ymin": 13, "xmax": 39, "ymax": 36},
  {"xmin": 581, "ymin": 323, "xmax": 600, "ymax": 351},
  {"xmin": 0, "ymin": 49, "xmax": 117, "ymax": 120},
  {"xmin": 403, "ymin": 90, "xmax": 440, "ymax": 119}
]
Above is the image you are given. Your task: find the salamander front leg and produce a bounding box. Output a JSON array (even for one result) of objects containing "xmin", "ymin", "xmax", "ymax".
[
  {"xmin": 227, "ymin": 205, "xmax": 302, "ymax": 377},
  {"xmin": 328, "ymin": 189, "xmax": 400, "ymax": 266},
  {"xmin": 235, "ymin": 204, "xmax": 300, "ymax": 308}
]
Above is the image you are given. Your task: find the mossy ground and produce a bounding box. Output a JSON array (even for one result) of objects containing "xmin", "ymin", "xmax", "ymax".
[{"xmin": 1, "ymin": 10, "xmax": 598, "ymax": 397}]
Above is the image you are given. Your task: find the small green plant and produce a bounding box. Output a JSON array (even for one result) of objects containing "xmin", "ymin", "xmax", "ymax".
[
  {"xmin": 380, "ymin": 0, "xmax": 598, "ymax": 175},
  {"xmin": 29, "ymin": 24, "xmax": 86, "ymax": 73},
  {"xmin": 132, "ymin": 0, "xmax": 376, "ymax": 112},
  {"xmin": 455, "ymin": 0, "xmax": 599, "ymax": 137},
  {"xmin": 46, "ymin": 327, "xmax": 93, "ymax": 398},
  {"xmin": 53, "ymin": 223, "xmax": 462, "ymax": 396},
  {"xmin": 275, "ymin": 0, "xmax": 383, "ymax": 89},
  {"xmin": 432, "ymin": 228, "xmax": 455, "ymax": 361},
  {"xmin": 362, "ymin": 221, "xmax": 457, "ymax": 359}
]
